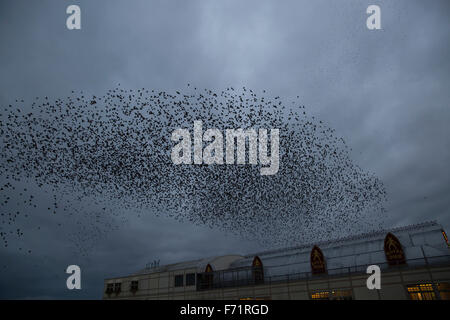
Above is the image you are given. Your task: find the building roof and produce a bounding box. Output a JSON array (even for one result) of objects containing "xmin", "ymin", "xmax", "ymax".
[
  {"xmin": 230, "ymin": 220, "xmax": 449, "ymax": 276},
  {"xmin": 124, "ymin": 220, "xmax": 449, "ymax": 279},
  {"xmin": 134, "ymin": 255, "xmax": 245, "ymax": 276},
  {"xmin": 243, "ymin": 220, "xmax": 441, "ymax": 259}
]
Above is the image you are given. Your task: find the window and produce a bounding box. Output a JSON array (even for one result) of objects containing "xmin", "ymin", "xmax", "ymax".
[
  {"xmin": 252, "ymin": 256, "xmax": 264, "ymax": 285},
  {"xmin": 310, "ymin": 289, "xmax": 352, "ymax": 300},
  {"xmin": 203, "ymin": 264, "xmax": 214, "ymax": 289},
  {"xmin": 384, "ymin": 233, "xmax": 406, "ymax": 265},
  {"xmin": 443, "ymin": 230, "xmax": 449, "ymax": 247},
  {"xmin": 106, "ymin": 283, "xmax": 114, "ymax": 294},
  {"xmin": 310, "ymin": 246, "xmax": 327, "ymax": 274},
  {"xmin": 332, "ymin": 289, "xmax": 353, "ymax": 300},
  {"xmin": 407, "ymin": 284, "xmax": 435, "ymax": 300},
  {"xmin": 114, "ymin": 282, "xmax": 121, "ymax": 293},
  {"xmin": 174, "ymin": 274, "xmax": 184, "ymax": 287},
  {"xmin": 407, "ymin": 283, "xmax": 450, "ymax": 300},
  {"xmin": 186, "ymin": 273, "xmax": 196, "ymax": 286},
  {"xmin": 311, "ymin": 291, "xmax": 329, "ymax": 300},
  {"xmin": 130, "ymin": 280, "xmax": 139, "ymax": 292},
  {"xmin": 437, "ymin": 283, "xmax": 450, "ymax": 300}
]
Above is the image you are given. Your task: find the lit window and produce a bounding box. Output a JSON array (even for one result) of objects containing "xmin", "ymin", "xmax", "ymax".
[
  {"xmin": 331, "ymin": 289, "xmax": 353, "ymax": 300},
  {"xmin": 437, "ymin": 283, "xmax": 450, "ymax": 300},
  {"xmin": 311, "ymin": 291, "xmax": 329, "ymax": 300},
  {"xmin": 186, "ymin": 273, "xmax": 196, "ymax": 286},
  {"xmin": 175, "ymin": 274, "xmax": 184, "ymax": 287},
  {"xmin": 311, "ymin": 289, "xmax": 352, "ymax": 300},
  {"xmin": 407, "ymin": 284, "xmax": 435, "ymax": 300}
]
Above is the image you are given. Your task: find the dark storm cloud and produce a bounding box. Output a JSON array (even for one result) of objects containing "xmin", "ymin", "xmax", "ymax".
[{"xmin": 0, "ymin": 0, "xmax": 449, "ymax": 298}]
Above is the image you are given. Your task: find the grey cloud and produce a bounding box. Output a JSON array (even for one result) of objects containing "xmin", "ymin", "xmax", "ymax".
[{"xmin": 0, "ymin": 0, "xmax": 449, "ymax": 298}]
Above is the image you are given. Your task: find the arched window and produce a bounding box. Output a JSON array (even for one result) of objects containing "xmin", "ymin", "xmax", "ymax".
[
  {"xmin": 310, "ymin": 246, "xmax": 326, "ymax": 274},
  {"xmin": 205, "ymin": 264, "xmax": 213, "ymax": 273},
  {"xmin": 252, "ymin": 256, "xmax": 264, "ymax": 284},
  {"xmin": 384, "ymin": 232, "xmax": 406, "ymax": 265},
  {"xmin": 203, "ymin": 264, "xmax": 214, "ymax": 289}
]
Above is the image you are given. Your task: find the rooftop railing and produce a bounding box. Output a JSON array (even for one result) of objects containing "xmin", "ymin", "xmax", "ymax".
[{"xmin": 196, "ymin": 254, "xmax": 450, "ymax": 291}]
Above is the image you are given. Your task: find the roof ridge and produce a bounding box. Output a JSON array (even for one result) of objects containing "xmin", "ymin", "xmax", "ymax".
[
  {"xmin": 244, "ymin": 220, "xmax": 439, "ymax": 258},
  {"xmin": 133, "ymin": 221, "xmax": 439, "ymax": 274}
]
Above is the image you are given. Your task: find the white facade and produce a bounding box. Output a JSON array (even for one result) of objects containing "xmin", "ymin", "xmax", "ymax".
[{"xmin": 103, "ymin": 221, "xmax": 450, "ymax": 300}]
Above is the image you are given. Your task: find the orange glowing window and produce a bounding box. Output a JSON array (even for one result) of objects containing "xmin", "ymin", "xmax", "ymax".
[
  {"xmin": 311, "ymin": 290, "xmax": 352, "ymax": 300},
  {"xmin": 407, "ymin": 284, "xmax": 436, "ymax": 300},
  {"xmin": 437, "ymin": 283, "xmax": 450, "ymax": 300},
  {"xmin": 311, "ymin": 291, "xmax": 330, "ymax": 300},
  {"xmin": 331, "ymin": 289, "xmax": 353, "ymax": 300}
]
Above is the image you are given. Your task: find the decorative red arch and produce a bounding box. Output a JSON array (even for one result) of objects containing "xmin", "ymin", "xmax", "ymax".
[
  {"xmin": 252, "ymin": 256, "xmax": 264, "ymax": 284},
  {"xmin": 384, "ymin": 233, "xmax": 406, "ymax": 265},
  {"xmin": 310, "ymin": 245, "xmax": 326, "ymax": 274},
  {"xmin": 205, "ymin": 264, "xmax": 213, "ymax": 273},
  {"xmin": 252, "ymin": 256, "xmax": 262, "ymax": 267},
  {"xmin": 202, "ymin": 263, "xmax": 214, "ymax": 289}
]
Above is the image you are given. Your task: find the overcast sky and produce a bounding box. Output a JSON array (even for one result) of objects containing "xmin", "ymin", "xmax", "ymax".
[{"xmin": 0, "ymin": 0, "xmax": 449, "ymax": 299}]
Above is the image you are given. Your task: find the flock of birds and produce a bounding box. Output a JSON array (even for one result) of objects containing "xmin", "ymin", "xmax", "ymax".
[{"xmin": 0, "ymin": 85, "xmax": 387, "ymax": 255}]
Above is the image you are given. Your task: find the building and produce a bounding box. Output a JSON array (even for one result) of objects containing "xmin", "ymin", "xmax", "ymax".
[{"xmin": 103, "ymin": 221, "xmax": 450, "ymax": 300}]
